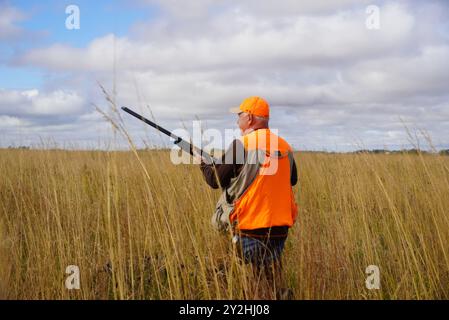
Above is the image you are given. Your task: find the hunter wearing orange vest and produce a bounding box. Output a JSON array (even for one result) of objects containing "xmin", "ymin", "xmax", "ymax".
[{"xmin": 198, "ymin": 97, "xmax": 298, "ymax": 274}]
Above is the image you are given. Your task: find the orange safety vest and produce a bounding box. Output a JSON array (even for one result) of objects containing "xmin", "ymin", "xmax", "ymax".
[{"xmin": 229, "ymin": 129, "xmax": 298, "ymax": 230}]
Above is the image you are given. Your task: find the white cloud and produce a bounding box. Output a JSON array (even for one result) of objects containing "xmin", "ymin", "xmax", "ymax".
[
  {"xmin": 0, "ymin": 89, "xmax": 85, "ymax": 116},
  {"xmin": 0, "ymin": 115, "xmax": 28, "ymax": 127},
  {"xmin": 140, "ymin": 0, "xmax": 374, "ymax": 18},
  {"xmin": 20, "ymin": 3, "xmax": 417, "ymax": 72},
  {"xmin": 343, "ymin": 45, "xmax": 449, "ymax": 102},
  {"xmin": 4, "ymin": 0, "xmax": 449, "ymax": 150}
]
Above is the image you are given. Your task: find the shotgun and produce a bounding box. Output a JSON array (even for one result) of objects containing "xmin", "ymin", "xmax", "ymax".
[{"xmin": 121, "ymin": 106, "xmax": 216, "ymax": 164}]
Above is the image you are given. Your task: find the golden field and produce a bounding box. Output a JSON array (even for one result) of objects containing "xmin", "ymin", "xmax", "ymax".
[{"xmin": 0, "ymin": 148, "xmax": 448, "ymax": 299}]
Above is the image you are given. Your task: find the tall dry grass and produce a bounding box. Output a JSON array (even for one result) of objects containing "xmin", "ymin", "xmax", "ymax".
[{"xmin": 1, "ymin": 146, "xmax": 448, "ymax": 299}]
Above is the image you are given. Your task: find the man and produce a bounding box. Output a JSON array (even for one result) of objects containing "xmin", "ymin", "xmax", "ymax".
[{"xmin": 197, "ymin": 96, "xmax": 298, "ymax": 282}]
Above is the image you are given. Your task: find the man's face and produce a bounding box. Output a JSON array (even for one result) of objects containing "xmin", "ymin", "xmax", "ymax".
[{"xmin": 237, "ymin": 112, "xmax": 251, "ymax": 134}]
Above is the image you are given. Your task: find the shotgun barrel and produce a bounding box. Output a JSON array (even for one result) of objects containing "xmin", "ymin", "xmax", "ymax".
[{"xmin": 121, "ymin": 106, "xmax": 215, "ymax": 164}]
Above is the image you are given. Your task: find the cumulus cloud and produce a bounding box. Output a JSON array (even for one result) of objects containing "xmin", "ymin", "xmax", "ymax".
[
  {"xmin": 20, "ymin": 3, "xmax": 417, "ymax": 72},
  {"xmin": 3, "ymin": 0, "xmax": 449, "ymax": 150},
  {"xmin": 0, "ymin": 115, "xmax": 29, "ymax": 127},
  {"xmin": 140, "ymin": 0, "xmax": 373, "ymax": 18},
  {"xmin": 0, "ymin": 88, "xmax": 114, "ymax": 149},
  {"xmin": 0, "ymin": 89, "xmax": 85, "ymax": 117}
]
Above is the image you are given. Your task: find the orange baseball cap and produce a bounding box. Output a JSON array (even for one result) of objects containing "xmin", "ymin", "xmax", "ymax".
[{"xmin": 230, "ymin": 96, "xmax": 270, "ymax": 118}]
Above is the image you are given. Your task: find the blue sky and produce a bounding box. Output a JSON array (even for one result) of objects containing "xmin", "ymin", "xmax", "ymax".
[
  {"xmin": 1, "ymin": 0, "xmax": 155, "ymax": 89},
  {"xmin": 13, "ymin": 0, "xmax": 153, "ymax": 45},
  {"xmin": 1, "ymin": 0, "xmax": 449, "ymax": 151}
]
